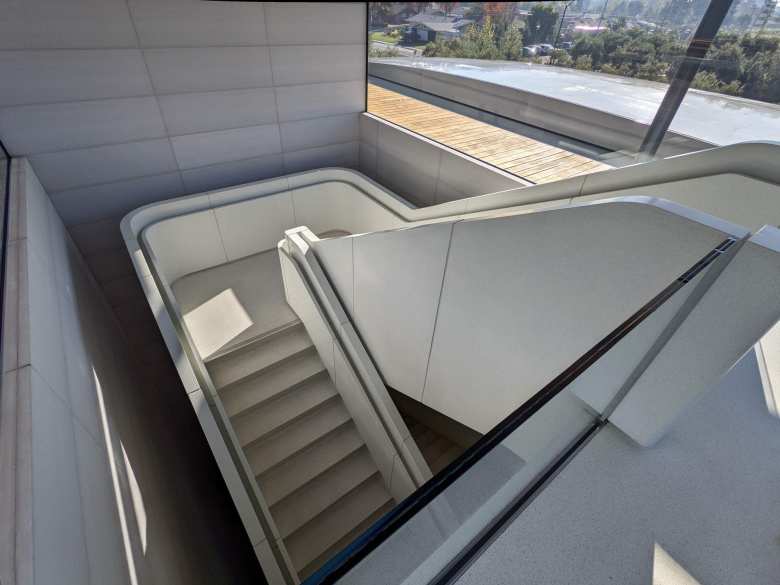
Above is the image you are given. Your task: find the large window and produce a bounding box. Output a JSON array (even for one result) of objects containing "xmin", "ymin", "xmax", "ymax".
[{"xmin": 367, "ymin": 1, "xmax": 780, "ymax": 185}]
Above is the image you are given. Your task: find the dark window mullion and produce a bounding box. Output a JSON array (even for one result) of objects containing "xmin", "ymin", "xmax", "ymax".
[{"xmin": 639, "ymin": 0, "xmax": 736, "ymax": 157}]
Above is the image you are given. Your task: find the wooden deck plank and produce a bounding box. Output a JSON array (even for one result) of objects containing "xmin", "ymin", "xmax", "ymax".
[{"xmin": 367, "ymin": 84, "xmax": 612, "ymax": 185}]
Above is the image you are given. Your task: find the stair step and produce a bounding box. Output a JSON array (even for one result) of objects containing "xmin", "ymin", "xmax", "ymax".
[
  {"xmin": 273, "ymin": 448, "xmax": 380, "ymax": 538},
  {"xmin": 259, "ymin": 422, "xmax": 365, "ymax": 507},
  {"xmin": 219, "ymin": 349, "xmax": 324, "ymax": 417},
  {"xmin": 298, "ymin": 498, "xmax": 395, "ymax": 580},
  {"xmin": 416, "ymin": 428, "xmax": 440, "ymax": 452},
  {"xmin": 234, "ymin": 373, "xmax": 338, "ymax": 447},
  {"xmin": 285, "ymin": 474, "xmax": 393, "ymax": 572},
  {"xmin": 207, "ymin": 322, "xmax": 312, "ymax": 389},
  {"xmin": 245, "ymin": 399, "xmax": 352, "ymax": 476},
  {"xmin": 411, "ymin": 423, "xmax": 427, "ymax": 440},
  {"xmin": 431, "ymin": 444, "xmax": 463, "ymax": 475},
  {"xmin": 422, "ymin": 436, "xmax": 452, "ymax": 466}
]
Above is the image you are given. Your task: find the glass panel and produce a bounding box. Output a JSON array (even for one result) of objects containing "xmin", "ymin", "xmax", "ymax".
[
  {"xmin": 0, "ymin": 142, "xmax": 9, "ymax": 361},
  {"xmin": 367, "ymin": 1, "xmax": 724, "ymax": 188},
  {"xmin": 659, "ymin": 0, "xmax": 780, "ymax": 151},
  {"xmin": 336, "ymin": 388, "xmax": 597, "ymax": 584},
  {"xmin": 300, "ymin": 227, "xmax": 737, "ymax": 585}
]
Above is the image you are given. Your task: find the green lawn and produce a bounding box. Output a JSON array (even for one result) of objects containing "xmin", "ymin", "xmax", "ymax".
[{"xmin": 369, "ymin": 31, "xmax": 400, "ymax": 44}]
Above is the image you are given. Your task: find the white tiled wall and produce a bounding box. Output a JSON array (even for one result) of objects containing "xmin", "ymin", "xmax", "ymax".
[
  {"xmin": 0, "ymin": 1, "xmax": 366, "ymax": 253},
  {"xmin": 1, "ymin": 159, "xmax": 263, "ymax": 584},
  {"xmin": 0, "ymin": 0, "xmax": 367, "ymax": 401}
]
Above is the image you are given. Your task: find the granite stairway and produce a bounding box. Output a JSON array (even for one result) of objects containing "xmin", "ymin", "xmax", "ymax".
[{"xmin": 205, "ymin": 320, "xmax": 396, "ymax": 580}]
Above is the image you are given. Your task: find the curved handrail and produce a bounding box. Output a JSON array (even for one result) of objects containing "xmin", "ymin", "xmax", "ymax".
[
  {"xmin": 303, "ymin": 236, "xmax": 737, "ymax": 585},
  {"xmin": 121, "ymin": 141, "xmax": 780, "ymax": 246}
]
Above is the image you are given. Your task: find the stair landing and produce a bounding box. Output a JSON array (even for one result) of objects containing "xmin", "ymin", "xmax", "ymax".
[{"xmin": 172, "ymin": 248, "xmax": 297, "ymax": 360}]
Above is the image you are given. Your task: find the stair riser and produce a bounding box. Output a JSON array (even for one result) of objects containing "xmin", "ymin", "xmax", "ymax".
[
  {"xmin": 285, "ymin": 476, "xmax": 393, "ymax": 571},
  {"xmin": 219, "ymin": 353, "xmax": 325, "ymax": 417},
  {"xmin": 237, "ymin": 389, "xmax": 339, "ymax": 449},
  {"xmin": 258, "ymin": 423, "xmax": 365, "ymax": 507},
  {"xmin": 246, "ymin": 402, "xmax": 352, "ymax": 476},
  {"xmin": 212, "ymin": 341, "xmax": 315, "ymax": 391}
]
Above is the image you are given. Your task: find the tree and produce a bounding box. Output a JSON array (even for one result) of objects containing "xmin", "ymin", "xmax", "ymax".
[
  {"xmin": 460, "ymin": 15, "xmax": 502, "ymax": 59},
  {"xmin": 552, "ymin": 48, "xmax": 574, "ymax": 67},
  {"xmin": 465, "ymin": 4, "xmax": 485, "ymax": 21},
  {"xmin": 440, "ymin": 2, "xmax": 458, "ymax": 16},
  {"xmin": 575, "ymin": 54, "xmax": 594, "ymax": 69},
  {"xmin": 659, "ymin": 0, "xmax": 691, "ymax": 26},
  {"xmin": 499, "ymin": 22, "xmax": 524, "ymax": 60},
  {"xmin": 571, "ymin": 35, "xmax": 605, "ymax": 67},
  {"xmin": 692, "ymin": 70, "xmax": 742, "ymax": 95},
  {"xmin": 369, "ymin": 2, "xmax": 395, "ymax": 26},
  {"xmin": 627, "ymin": 0, "xmax": 645, "ymax": 18},
  {"xmin": 405, "ymin": 2, "xmax": 430, "ymax": 17},
  {"xmin": 610, "ymin": 0, "xmax": 628, "ymax": 17},
  {"xmin": 701, "ymin": 40, "xmax": 744, "ymax": 84},
  {"xmin": 526, "ymin": 4, "xmax": 560, "ymax": 44}
]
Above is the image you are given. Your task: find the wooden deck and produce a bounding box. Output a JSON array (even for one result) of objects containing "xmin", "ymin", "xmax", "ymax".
[{"xmin": 367, "ymin": 84, "xmax": 612, "ymax": 184}]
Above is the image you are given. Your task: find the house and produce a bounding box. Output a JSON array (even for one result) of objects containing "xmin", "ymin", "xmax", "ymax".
[{"xmin": 405, "ymin": 15, "xmax": 474, "ymax": 43}]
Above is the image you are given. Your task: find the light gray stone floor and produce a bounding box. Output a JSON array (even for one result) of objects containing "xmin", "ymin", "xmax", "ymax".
[{"xmin": 456, "ymin": 350, "xmax": 780, "ymax": 585}]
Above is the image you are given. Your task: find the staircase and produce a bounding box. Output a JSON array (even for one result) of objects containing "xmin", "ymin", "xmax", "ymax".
[
  {"xmin": 205, "ymin": 321, "xmax": 396, "ymax": 579},
  {"xmin": 404, "ymin": 418, "xmax": 465, "ymax": 475}
]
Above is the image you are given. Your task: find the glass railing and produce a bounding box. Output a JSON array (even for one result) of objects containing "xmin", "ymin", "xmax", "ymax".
[
  {"xmin": 0, "ymin": 141, "xmax": 10, "ymax": 351},
  {"xmin": 302, "ymin": 236, "xmax": 736, "ymax": 585}
]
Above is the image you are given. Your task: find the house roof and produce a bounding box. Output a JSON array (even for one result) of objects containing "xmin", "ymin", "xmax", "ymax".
[
  {"xmin": 405, "ymin": 12, "xmax": 451, "ymax": 24},
  {"xmin": 418, "ymin": 21, "xmax": 460, "ymax": 33}
]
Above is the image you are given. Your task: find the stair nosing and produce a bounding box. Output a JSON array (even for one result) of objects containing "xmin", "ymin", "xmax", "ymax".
[
  {"xmin": 279, "ymin": 468, "xmax": 382, "ymax": 540},
  {"xmin": 229, "ymin": 366, "xmax": 329, "ymax": 422},
  {"xmin": 238, "ymin": 381, "xmax": 339, "ymax": 450},
  {"xmin": 284, "ymin": 475, "xmax": 394, "ymax": 570},
  {"xmin": 205, "ymin": 319, "xmax": 303, "ymax": 363},
  {"xmin": 267, "ymin": 441, "xmax": 369, "ymax": 510},
  {"xmin": 431, "ymin": 444, "xmax": 463, "ymax": 474},
  {"xmin": 215, "ymin": 344, "xmax": 318, "ymax": 394},
  {"xmin": 298, "ymin": 500, "xmax": 395, "ymax": 580},
  {"xmin": 254, "ymin": 417, "xmax": 355, "ymax": 479}
]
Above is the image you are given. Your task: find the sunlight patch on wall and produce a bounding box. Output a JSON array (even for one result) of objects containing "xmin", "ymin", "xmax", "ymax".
[
  {"xmin": 93, "ymin": 368, "xmax": 140, "ymax": 585},
  {"xmin": 121, "ymin": 443, "xmax": 147, "ymax": 553}
]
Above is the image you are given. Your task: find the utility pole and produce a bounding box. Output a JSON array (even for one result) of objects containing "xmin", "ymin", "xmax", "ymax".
[
  {"xmin": 596, "ymin": 0, "xmax": 609, "ymax": 31},
  {"xmin": 552, "ymin": 0, "xmax": 576, "ymax": 65}
]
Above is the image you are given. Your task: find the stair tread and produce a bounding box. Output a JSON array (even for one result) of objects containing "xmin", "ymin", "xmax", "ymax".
[
  {"xmin": 416, "ymin": 428, "xmax": 440, "ymax": 452},
  {"xmin": 298, "ymin": 499, "xmax": 396, "ymax": 581},
  {"xmin": 285, "ymin": 474, "xmax": 393, "ymax": 572},
  {"xmin": 411, "ymin": 424, "xmax": 427, "ymax": 440},
  {"xmin": 233, "ymin": 373, "xmax": 337, "ymax": 447},
  {"xmin": 431, "ymin": 444, "xmax": 463, "ymax": 475},
  {"xmin": 207, "ymin": 322, "xmax": 312, "ymax": 389},
  {"xmin": 219, "ymin": 349, "xmax": 324, "ymax": 417},
  {"xmin": 258, "ymin": 422, "xmax": 365, "ymax": 506},
  {"xmin": 245, "ymin": 399, "xmax": 351, "ymax": 476},
  {"xmin": 273, "ymin": 448, "xmax": 380, "ymax": 538},
  {"xmin": 422, "ymin": 435, "xmax": 453, "ymax": 466}
]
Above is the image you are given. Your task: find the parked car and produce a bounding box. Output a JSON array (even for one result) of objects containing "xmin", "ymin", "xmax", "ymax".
[
  {"xmin": 538, "ymin": 44, "xmax": 555, "ymax": 55},
  {"xmin": 522, "ymin": 46, "xmax": 538, "ymax": 57},
  {"xmin": 560, "ymin": 41, "xmax": 574, "ymax": 50}
]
